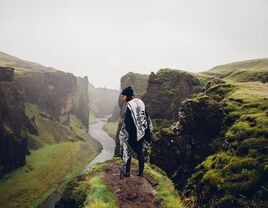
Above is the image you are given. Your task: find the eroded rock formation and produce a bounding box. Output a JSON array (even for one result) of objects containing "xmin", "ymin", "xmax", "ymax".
[
  {"xmin": 72, "ymin": 76, "xmax": 90, "ymax": 129},
  {"xmin": 17, "ymin": 71, "xmax": 77, "ymax": 125},
  {"xmin": 142, "ymin": 69, "xmax": 202, "ymax": 120},
  {"xmin": 0, "ymin": 69, "xmax": 28, "ymax": 177}
]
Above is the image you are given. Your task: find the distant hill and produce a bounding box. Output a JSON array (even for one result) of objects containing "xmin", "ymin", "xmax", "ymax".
[
  {"xmin": 204, "ymin": 58, "xmax": 268, "ymax": 83},
  {"xmin": 0, "ymin": 51, "xmax": 57, "ymax": 76}
]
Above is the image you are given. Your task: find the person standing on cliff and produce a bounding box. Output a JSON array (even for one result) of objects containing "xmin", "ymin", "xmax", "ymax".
[{"xmin": 119, "ymin": 86, "xmax": 153, "ymax": 178}]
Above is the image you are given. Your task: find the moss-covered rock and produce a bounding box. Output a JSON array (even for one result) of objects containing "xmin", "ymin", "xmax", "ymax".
[
  {"xmin": 142, "ymin": 69, "xmax": 201, "ymax": 120},
  {"xmin": 150, "ymin": 90, "xmax": 225, "ymax": 189},
  {"xmin": 0, "ymin": 81, "xmax": 28, "ymax": 177},
  {"xmin": 72, "ymin": 76, "xmax": 90, "ymax": 129},
  {"xmin": 185, "ymin": 153, "xmax": 265, "ymax": 207},
  {"xmin": 16, "ymin": 71, "xmax": 77, "ymax": 125}
]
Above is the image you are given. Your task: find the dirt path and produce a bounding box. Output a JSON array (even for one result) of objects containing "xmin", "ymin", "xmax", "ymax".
[{"xmin": 103, "ymin": 162, "xmax": 162, "ymax": 208}]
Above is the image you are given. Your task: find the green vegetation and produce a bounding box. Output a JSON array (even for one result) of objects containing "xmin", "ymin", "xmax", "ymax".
[
  {"xmin": 142, "ymin": 162, "xmax": 183, "ymax": 208},
  {"xmin": 103, "ymin": 121, "xmax": 118, "ymax": 139},
  {"xmin": 0, "ymin": 103, "xmax": 101, "ymax": 208},
  {"xmin": 184, "ymin": 79, "xmax": 268, "ymax": 206},
  {"xmin": 150, "ymin": 66, "xmax": 268, "ymax": 206},
  {"xmin": 56, "ymin": 162, "xmax": 117, "ymax": 208},
  {"xmin": 25, "ymin": 103, "xmax": 83, "ymax": 146},
  {"xmin": 205, "ymin": 58, "xmax": 268, "ymax": 83},
  {"xmin": 69, "ymin": 114, "xmax": 87, "ymax": 135},
  {"xmin": 57, "ymin": 158, "xmax": 184, "ymax": 208},
  {"xmin": 0, "ymin": 51, "xmax": 57, "ymax": 77},
  {"xmin": 0, "ymin": 141, "xmax": 100, "ymax": 208}
]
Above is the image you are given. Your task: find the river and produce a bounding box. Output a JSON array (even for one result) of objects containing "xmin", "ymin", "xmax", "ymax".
[{"xmin": 39, "ymin": 117, "xmax": 116, "ymax": 208}]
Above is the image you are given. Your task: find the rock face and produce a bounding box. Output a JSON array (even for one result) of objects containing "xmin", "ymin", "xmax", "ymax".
[
  {"xmin": 114, "ymin": 72, "xmax": 149, "ymax": 156},
  {"xmin": 0, "ymin": 76, "xmax": 28, "ymax": 177},
  {"xmin": 0, "ymin": 67, "xmax": 14, "ymax": 82},
  {"xmin": 150, "ymin": 93, "xmax": 225, "ymax": 189},
  {"xmin": 18, "ymin": 71, "xmax": 77, "ymax": 125},
  {"xmin": 150, "ymin": 81, "xmax": 268, "ymax": 207},
  {"xmin": 72, "ymin": 76, "xmax": 90, "ymax": 129},
  {"xmin": 142, "ymin": 69, "xmax": 202, "ymax": 120}
]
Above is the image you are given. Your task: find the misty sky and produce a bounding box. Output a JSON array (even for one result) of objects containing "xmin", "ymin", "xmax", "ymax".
[{"xmin": 0, "ymin": 0, "xmax": 268, "ymax": 89}]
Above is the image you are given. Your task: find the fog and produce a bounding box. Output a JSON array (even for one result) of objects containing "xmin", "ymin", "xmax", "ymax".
[{"xmin": 0, "ymin": 0, "xmax": 267, "ymax": 89}]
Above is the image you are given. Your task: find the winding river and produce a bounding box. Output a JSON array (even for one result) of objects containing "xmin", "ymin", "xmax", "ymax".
[{"xmin": 39, "ymin": 117, "xmax": 116, "ymax": 208}]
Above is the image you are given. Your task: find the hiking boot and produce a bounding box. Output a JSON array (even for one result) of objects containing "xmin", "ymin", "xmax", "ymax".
[{"xmin": 119, "ymin": 168, "xmax": 130, "ymax": 180}]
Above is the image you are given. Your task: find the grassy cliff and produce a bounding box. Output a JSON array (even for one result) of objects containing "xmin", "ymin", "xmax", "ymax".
[
  {"xmin": 148, "ymin": 59, "xmax": 268, "ymax": 207},
  {"xmin": 0, "ymin": 103, "xmax": 101, "ymax": 208},
  {"xmin": 56, "ymin": 158, "xmax": 184, "ymax": 208},
  {"xmin": 0, "ymin": 52, "xmax": 102, "ymax": 208}
]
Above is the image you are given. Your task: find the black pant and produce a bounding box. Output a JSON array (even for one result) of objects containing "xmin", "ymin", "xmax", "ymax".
[{"xmin": 126, "ymin": 140, "xmax": 144, "ymax": 175}]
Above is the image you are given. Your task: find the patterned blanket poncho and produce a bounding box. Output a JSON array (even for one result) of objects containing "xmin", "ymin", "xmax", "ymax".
[{"xmin": 119, "ymin": 98, "xmax": 153, "ymax": 174}]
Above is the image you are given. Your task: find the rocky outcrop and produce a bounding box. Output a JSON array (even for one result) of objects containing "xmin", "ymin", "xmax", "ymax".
[
  {"xmin": 72, "ymin": 76, "xmax": 90, "ymax": 129},
  {"xmin": 17, "ymin": 71, "xmax": 77, "ymax": 125},
  {"xmin": 142, "ymin": 69, "xmax": 202, "ymax": 120},
  {"xmin": 150, "ymin": 92, "xmax": 225, "ymax": 189},
  {"xmin": 150, "ymin": 81, "xmax": 268, "ymax": 207},
  {"xmin": 113, "ymin": 72, "xmax": 149, "ymax": 156},
  {"xmin": 0, "ymin": 77, "xmax": 28, "ymax": 177}
]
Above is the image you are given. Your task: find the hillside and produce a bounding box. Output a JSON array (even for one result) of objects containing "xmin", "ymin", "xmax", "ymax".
[
  {"xmin": 0, "ymin": 52, "xmax": 101, "ymax": 208},
  {"xmin": 0, "ymin": 51, "xmax": 57, "ymax": 76},
  {"xmin": 56, "ymin": 158, "xmax": 184, "ymax": 208},
  {"xmin": 148, "ymin": 60, "xmax": 268, "ymax": 207},
  {"xmin": 204, "ymin": 58, "xmax": 268, "ymax": 83}
]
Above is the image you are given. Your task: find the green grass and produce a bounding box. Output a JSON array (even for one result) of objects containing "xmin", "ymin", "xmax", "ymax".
[
  {"xmin": 0, "ymin": 51, "xmax": 56, "ymax": 77},
  {"xmin": 25, "ymin": 103, "xmax": 83, "ymax": 145},
  {"xmin": 56, "ymin": 162, "xmax": 117, "ymax": 208},
  {"xmin": 204, "ymin": 58, "xmax": 268, "ymax": 82},
  {"xmin": 83, "ymin": 173, "xmax": 116, "ymax": 208},
  {"xmin": 57, "ymin": 158, "xmax": 184, "ymax": 208},
  {"xmin": 144, "ymin": 164, "xmax": 184, "ymax": 208},
  {"xmin": 0, "ymin": 103, "xmax": 101, "ymax": 208},
  {"xmin": 103, "ymin": 122, "xmax": 118, "ymax": 139},
  {"xmin": 69, "ymin": 114, "xmax": 87, "ymax": 135},
  {"xmin": 0, "ymin": 141, "xmax": 100, "ymax": 208},
  {"xmin": 226, "ymin": 81, "xmax": 268, "ymax": 101}
]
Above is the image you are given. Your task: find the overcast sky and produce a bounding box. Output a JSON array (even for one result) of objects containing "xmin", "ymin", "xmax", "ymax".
[{"xmin": 0, "ymin": 0, "xmax": 268, "ymax": 89}]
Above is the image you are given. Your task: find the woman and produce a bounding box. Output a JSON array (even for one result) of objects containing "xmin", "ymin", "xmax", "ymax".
[{"xmin": 119, "ymin": 86, "xmax": 153, "ymax": 178}]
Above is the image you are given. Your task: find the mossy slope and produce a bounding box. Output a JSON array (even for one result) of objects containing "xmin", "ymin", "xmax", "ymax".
[
  {"xmin": 56, "ymin": 158, "xmax": 184, "ymax": 208},
  {"xmin": 149, "ymin": 71, "xmax": 268, "ymax": 207},
  {"xmin": 204, "ymin": 58, "xmax": 268, "ymax": 83}
]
